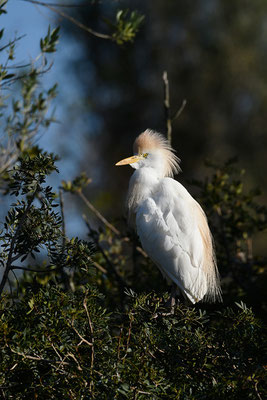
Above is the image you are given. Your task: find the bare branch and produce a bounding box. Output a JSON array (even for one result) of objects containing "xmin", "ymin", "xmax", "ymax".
[
  {"xmin": 79, "ymin": 190, "xmax": 147, "ymax": 258},
  {"xmin": 88, "ymin": 257, "xmax": 107, "ymax": 274},
  {"xmin": 21, "ymin": 1, "xmax": 88, "ymax": 7},
  {"xmin": 162, "ymin": 71, "xmax": 172, "ymax": 144},
  {"xmin": 59, "ymin": 189, "xmax": 66, "ymax": 239},
  {"xmin": 255, "ymin": 380, "xmax": 263, "ymax": 400},
  {"xmin": 70, "ymin": 319, "xmax": 93, "ymax": 347},
  {"xmin": 0, "ymin": 35, "xmax": 26, "ymax": 52},
  {"xmin": 10, "ymin": 265, "xmax": 60, "ymax": 273},
  {"xmin": 172, "ymin": 99, "xmax": 187, "ymax": 121},
  {"xmin": 66, "ymin": 352, "xmax": 83, "ymax": 371},
  {"xmin": 21, "ymin": 0, "xmax": 112, "ymax": 40},
  {"xmin": 9, "ymin": 347, "xmax": 69, "ymax": 365},
  {"xmin": 162, "ymin": 71, "xmax": 187, "ymax": 145},
  {"xmin": 83, "ymin": 215, "xmax": 127, "ymax": 294},
  {"xmin": 83, "ymin": 294, "xmax": 95, "ymax": 396},
  {"xmin": 79, "ymin": 191, "xmax": 120, "ymax": 236},
  {"xmin": 122, "ymin": 316, "xmax": 133, "ymax": 361},
  {"xmin": 59, "ymin": 189, "xmax": 71, "ymax": 290}
]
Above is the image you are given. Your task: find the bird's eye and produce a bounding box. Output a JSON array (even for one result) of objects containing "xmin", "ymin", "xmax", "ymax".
[{"xmin": 143, "ymin": 153, "xmax": 148, "ymax": 158}]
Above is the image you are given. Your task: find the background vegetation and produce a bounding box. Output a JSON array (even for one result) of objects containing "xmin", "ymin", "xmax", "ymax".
[{"xmin": 0, "ymin": 1, "xmax": 266, "ymax": 399}]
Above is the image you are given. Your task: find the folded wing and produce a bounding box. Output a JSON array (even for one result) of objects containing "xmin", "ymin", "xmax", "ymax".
[{"xmin": 136, "ymin": 178, "xmax": 221, "ymax": 303}]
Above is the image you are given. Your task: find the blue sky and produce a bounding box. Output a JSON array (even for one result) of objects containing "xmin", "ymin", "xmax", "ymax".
[
  {"xmin": 2, "ymin": 1, "xmax": 90, "ymax": 237},
  {"xmin": 3, "ymin": 1, "xmax": 86, "ymax": 172}
]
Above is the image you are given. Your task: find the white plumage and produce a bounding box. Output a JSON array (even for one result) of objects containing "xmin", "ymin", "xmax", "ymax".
[{"xmin": 116, "ymin": 129, "xmax": 221, "ymax": 304}]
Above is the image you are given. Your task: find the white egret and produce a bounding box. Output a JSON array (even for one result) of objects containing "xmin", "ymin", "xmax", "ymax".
[{"xmin": 116, "ymin": 129, "xmax": 221, "ymax": 305}]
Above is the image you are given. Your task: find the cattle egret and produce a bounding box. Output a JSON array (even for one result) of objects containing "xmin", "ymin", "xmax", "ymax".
[{"xmin": 116, "ymin": 129, "xmax": 222, "ymax": 305}]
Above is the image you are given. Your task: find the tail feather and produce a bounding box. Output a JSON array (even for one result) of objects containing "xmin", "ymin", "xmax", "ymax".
[{"xmin": 194, "ymin": 200, "xmax": 222, "ymax": 302}]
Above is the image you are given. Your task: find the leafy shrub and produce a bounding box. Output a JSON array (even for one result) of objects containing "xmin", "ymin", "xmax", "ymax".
[{"xmin": 0, "ymin": 288, "xmax": 265, "ymax": 399}]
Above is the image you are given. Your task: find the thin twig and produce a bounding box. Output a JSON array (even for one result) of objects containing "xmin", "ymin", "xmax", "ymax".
[
  {"xmin": 9, "ymin": 348, "xmax": 69, "ymax": 365},
  {"xmin": 22, "ymin": 1, "xmax": 88, "ymax": 7},
  {"xmin": 66, "ymin": 352, "xmax": 82, "ymax": 371},
  {"xmin": 136, "ymin": 390, "xmax": 153, "ymax": 395},
  {"xmin": 10, "ymin": 265, "xmax": 60, "ymax": 273},
  {"xmin": 70, "ymin": 319, "xmax": 93, "ymax": 347},
  {"xmin": 7, "ymin": 277, "xmax": 13, "ymax": 299},
  {"xmin": 255, "ymin": 380, "xmax": 263, "ymax": 400},
  {"xmin": 51, "ymin": 342, "xmax": 63, "ymax": 361},
  {"xmin": 10, "ymin": 269, "xmax": 19, "ymax": 298},
  {"xmin": 83, "ymin": 215, "xmax": 127, "ymax": 294},
  {"xmin": 22, "ymin": 0, "xmax": 112, "ymax": 40},
  {"xmin": 79, "ymin": 191, "xmax": 120, "ymax": 235},
  {"xmin": 162, "ymin": 71, "xmax": 187, "ymax": 145},
  {"xmin": 83, "ymin": 294, "xmax": 95, "ymax": 396},
  {"xmin": 59, "ymin": 189, "xmax": 71, "ymax": 290},
  {"xmin": 172, "ymin": 99, "xmax": 187, "ymax": 121},
  {"xmin": 162, "ymin": 71, "xmax": 172, "ymax": 144},
  {"xmin": 117, "ymin": 327, "xmax": 123, "ymax": 362},
  {"xmin": 1, "ymin": 61, "xmax": 54, "ymax": 89},
  {"xmin": 122, "ymin": 316, "xmax": 133, "ymax": 361},
  {"xmin": 88, "ymin": 257, "xmax": 107, "ymax": 274},
  {"xmin": 0, "ymin": 35, "xmax": 26, "ymax": 52},
  {"xmin": 11, "ymin": 254, "xmax": 24, "ymax": 263},
  {"xmin": 79, "ymin": 191, "xmax": 147, "ymax": 258},
  {"xmin": 59, "ymin": 189, "xmax": 66, "ymax": 239}
]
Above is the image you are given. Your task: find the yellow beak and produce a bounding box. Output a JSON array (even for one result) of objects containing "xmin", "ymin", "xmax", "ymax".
[{"xmin": 115, "ymin": 155, "xmax": 141, "ymax": 166}]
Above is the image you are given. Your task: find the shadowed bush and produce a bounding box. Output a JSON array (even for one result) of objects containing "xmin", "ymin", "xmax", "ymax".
[{"xmin": 0, "ymin": 287, "xmax": 265, "ymax": 399}]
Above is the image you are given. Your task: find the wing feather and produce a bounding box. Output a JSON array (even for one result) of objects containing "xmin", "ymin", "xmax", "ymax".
[{"xmin": 136, "ymin": 178, "xmax": 221, "ymax": 303}]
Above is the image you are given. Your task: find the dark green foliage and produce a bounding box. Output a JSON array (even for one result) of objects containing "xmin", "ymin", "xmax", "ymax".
[
  {"xmin": 0, "ymin": 288, "xmax": 265, "ymax": 399},
  {"xmin": 191, "ymin": 160, "xmax": 267, "ymax": 316},
  {"xmin": 194, "ymin": 159, "xmax": 267, "ymax": 242},
  {"xmin": 0, "ymin": 152, "xmax": 94, "ymax": 295}
]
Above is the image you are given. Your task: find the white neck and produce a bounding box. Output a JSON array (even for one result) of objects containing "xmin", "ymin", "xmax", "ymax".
[{"xmin": 127, "ymin": 167, "xmax": 159, "ymax": 225}]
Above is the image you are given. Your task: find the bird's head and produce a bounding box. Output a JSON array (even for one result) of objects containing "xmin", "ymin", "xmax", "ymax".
[{"xmin": 115, "ymin": 129, "xmax": 181, "ymax": 178}]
